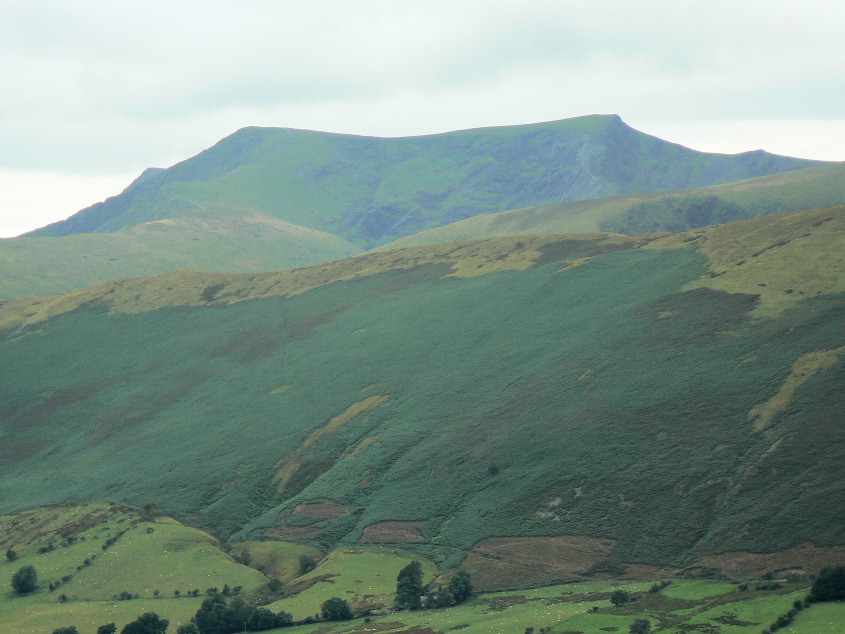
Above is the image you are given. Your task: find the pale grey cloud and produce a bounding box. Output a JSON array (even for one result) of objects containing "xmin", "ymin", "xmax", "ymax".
[{"xmin": 1, "ymin": 0, "xmax": 845, "ymax": 236}]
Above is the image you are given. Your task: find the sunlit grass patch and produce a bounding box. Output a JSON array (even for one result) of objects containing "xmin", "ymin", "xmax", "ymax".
[{"xmin": 268, "ymin": 547, "xmax": 436, "ymax": 620}]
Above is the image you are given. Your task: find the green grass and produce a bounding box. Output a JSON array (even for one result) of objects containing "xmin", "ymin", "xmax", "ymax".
[
  {"xmin": 266, "ymin": 579, "xmax": 838, "ymax": 634},
  {"xmin": 791, "ymin": 601, "xmax": 845, "ymax": 632},
  {"xmin": 0, "ymin": 503, "xmax": 270, "ymax": 633},
  {"xmin": 267, "ymin": 546, "xmax": 437, "ymax": 619}
]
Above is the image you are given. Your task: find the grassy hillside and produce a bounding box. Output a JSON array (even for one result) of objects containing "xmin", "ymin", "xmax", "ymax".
[
  {"xmin": 0, "ymin": 502, "xmax": 272, "ymax": 633},
  {"xmin": 29, "ymin": 115, "xmax": 820, "ymax": 249},
  {"xmin": 0, "ymin": 215, "xmax": 361, "ymax": 301},
  {"xmin": 1, "ymin": 207, "xmax": 843, "ymax": 580},
  {"xmin": 382, "ymin": 162, "xmax": 845, "ymax": 248}
]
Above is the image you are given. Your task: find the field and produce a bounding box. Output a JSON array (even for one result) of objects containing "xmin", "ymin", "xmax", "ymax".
[
  {"xmin": 6, "ymin": 510, "xmax": 842, "ymax": 634},
  {"xmin": 0, "ymin": 503, "xmax": 274, "ymax": 633}
]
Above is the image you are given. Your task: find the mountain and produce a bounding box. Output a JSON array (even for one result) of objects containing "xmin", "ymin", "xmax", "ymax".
[
  {"xmin": 28, "ymin": 115, "xmax": 820, "ymax": 249},
  {"xmin": 381, "ymin": 162, "xmax": 845, "ymax": 248},
  {"xmin": 2, "ymin": 205, "xmax": 843, "ymax": 576},
  {"xmin": 1, "ymin": 115, "xmax": 824, "ymax": 302}
]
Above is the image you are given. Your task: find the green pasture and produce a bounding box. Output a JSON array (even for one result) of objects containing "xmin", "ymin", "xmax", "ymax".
[
  {"xmin": 270, "ymin": 579, "xmax": 840, "ymax": 634},
  {"xmin": 0, "ymin": 503, "xmax": 269, "ymax": 633},
  {"xmin": 231, "ymin": 540, "xmax": 323, "ymax": 583},
  {"xmin": 268, "ymin": 547, "xmax": 436, "ymax": 619}
]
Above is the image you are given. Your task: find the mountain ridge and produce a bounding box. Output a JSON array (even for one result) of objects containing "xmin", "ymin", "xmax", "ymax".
[{"xmin": 26, "ymin": 114, "xmax": 822, "ymax": 248}]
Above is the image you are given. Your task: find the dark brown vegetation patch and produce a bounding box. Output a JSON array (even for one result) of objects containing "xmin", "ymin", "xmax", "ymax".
[
  {"xmin": 358, "ymin": 521, "xmax": 426, "ymax": 544},
  {"xmin": 462, "ymin": 535, "xmax": 616, "ymax": 591},
  {"xmin": 694, "ymin": 543, "xmax": 845, "ymax": 579},
  {"xmin": 292, "ymin": 500, "xmax": 350, "ymax": 518}
]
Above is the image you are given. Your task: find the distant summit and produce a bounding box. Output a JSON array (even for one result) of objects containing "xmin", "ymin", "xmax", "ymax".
[{"xmin": 28, "ymin": 115, "xmax": 822, "ymax": 248}]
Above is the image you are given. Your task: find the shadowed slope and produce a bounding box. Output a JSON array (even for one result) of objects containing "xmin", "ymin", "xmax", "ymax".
[
  {"xmin": 382, "ymin": 163, "xmax": 845, "ymax": 248},
  {"xmin": 0, "ymin": 207, "xmax": 842, "ymax": 572}
]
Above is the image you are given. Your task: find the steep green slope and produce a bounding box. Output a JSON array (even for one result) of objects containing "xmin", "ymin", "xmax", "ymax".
[
  {"xmin": 28, "ymin": 115, "xmax": 820, "ymax": 248},
  {"xmin": 0, "ymin": 215, "xmax": 361, "ymax": 301},
  {"xmin": 1, "ymin": 208, "xmax": 843, "ymax": 573},
  {"xmin": 382, "ymin": 162, "xmax": 845, "ymax": 248}
]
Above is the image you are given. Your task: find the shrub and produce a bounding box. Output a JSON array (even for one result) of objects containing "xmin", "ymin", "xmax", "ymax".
[
  {"xmin": 268, "ymin": 577, "xmax": 284, "ymax": 594},
  {"xmin": 175, "ymin": 625, "xmax": 199, "ymax": 634},
  {"xmin": 630, "ymin": 618, "xmax": 651, "ymax": 633},
  {"xmin": 298, "ymin": 553, "xmax": 317, "ymax": 575},
  {"xmin": 52, "ymin": 628, "xmax": 80, "ymax": 634},
  {"xmin": 5, "ymin": 548, "xmax": 16, "ymax": 561},
  {"xmin": 96, "ymin": 625, "xmax": 117, "ymax": 634},
  {"xmin": 321, "ymin": 596, "xmax": 353, "ymax": 621},
  {"xmin": 11, "ymin": 565, "xmax": 38, "ymax": 594},
  {"xmin": 611, "ymin": 589, "xmax": 630, "ymax": 606}
]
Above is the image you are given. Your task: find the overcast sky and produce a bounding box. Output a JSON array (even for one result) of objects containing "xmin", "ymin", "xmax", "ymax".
[{"xmin": 1, "ymin": 0, "xmax": 844, "ymax": 237}]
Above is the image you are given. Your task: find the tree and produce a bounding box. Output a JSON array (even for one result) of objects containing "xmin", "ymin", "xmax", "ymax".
[
  {"xmin": 5, "ymin": 548, "xmax": 17, "ymax": 561},
  {"xmin": 448, "ymin": 571, "xmax": 473, "ymax": 604},
  {"xmin": 175, "ymin": 624, "xmax": 199, "ymax": 634},
  {"xmin": 321, "ymin": 596, "xmax": 353, "ymax": 621},
  {"xmin": 11, "ymin": 565, "xmax": 38, "ymax": 594},
  {"xmin": 434, "ymin": 587, "xmax": 455, "ymax": 607},
  {"xmin": 268, "ymin": 577, "xmax": 284, "ymax": 594},
  {"xmin": 611, "ymin": 589, "xmax": 630, "ymax": 606},
  {"xmin": 298, "ymin": 553, "xmax": 317, "ymax": 575},
  {"xmin": 396, "ymin": 560, "xmax": 424, "ymax": 609},
  {"xmin": 120, "ymin": 612, "xmax": 169, "ymax": 634},
  {"xmin": 809, "ymin": 566, "xmax": 845, "ymax": 602},
  {"xmin": 97, "ymin": 625, "xmax": 117, "ymax": 634},
  {"xmin": 630, "ymin": 618, "xmax": 651, "ymax": 633}
]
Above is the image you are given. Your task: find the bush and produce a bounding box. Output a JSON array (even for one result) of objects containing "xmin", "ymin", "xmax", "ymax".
[
  {"xmin": 268, "ymin": 577, "xmax": 284, "ymax": 594},
  {"xmin": 611, "ymin": 589, "xmax": 630, "ymax": 606},
  {"xmin": 96, "ymin": 625, "xmax": 117, "ymax": 634},
  {"xmin": 175, "ymin": 625, "xmax": 199, "ymax": 634},
  {"xmin": 52, "ymin": 628, "xmax": 80, "ymax": 634},
  {"xmin": 630, "ymin": 618, "xmax": 651, "ymax": 633},
  {"xmin": 809, "ymin": 566, "xmax": 845, "ymax": 602},
  {"xmin": 298, "ymin": 553, "xmax": 317, "ymax": 575},
  {"xmin": 321, "ymin": 597, "xmax": 353, "ymax": 621},
  {"xmin": 5, "ymin": 548, "xmax": 16, "ymax": 561},
  {"xmin": 11, "ymin": 565, "xmax": 38, "ymax": 594}
]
